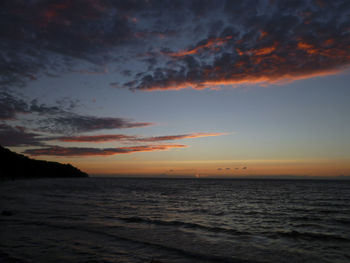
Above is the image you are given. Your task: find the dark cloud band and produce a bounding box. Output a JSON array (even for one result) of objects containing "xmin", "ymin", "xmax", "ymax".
[
  {"xmin": 54, "ymin": 132, "xmax": 226, "ymax": 142},
  {"xmin": 39, "ymin": 115, "xmax": 153, "ymax": 134},
  {"xmin": 24, "ymin": 144, "xmax": 187, "ymax": 157},
  {"xmin": 2, "ymin": 0, "xmax": 350, "ymax": 91},
  {"xmin": 0, "ymin": 124, "xmax": 45, "ymax": 147}
]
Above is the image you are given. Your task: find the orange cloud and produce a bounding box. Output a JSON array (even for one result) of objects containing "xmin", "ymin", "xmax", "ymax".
[
  {"xmin": 135, "ymin": 67, "xmax": 344, "ymax": 91},
  {"xmin": 241, "ymin": 42, "xmax": 279, "ymax": 57},
  {"xmin": 167, "ymin": 36, "xmax": 232, "ymax": 57},
  {"xmin": 133, "ymin": 37, "xmax": 349, "ymax": 92},
  {"xmin": 128, "ymin": 11, "xmax": 350, "ymax": 93},
  {"xmin": 297, "ymin": 41, "xmax": 318, "ymax": 55},
  {"xmin": 259, "ymin": 30, "xmax": 268, "ymax": 40},
  {"xmin": 297, "ymin": 39, "xmax": 350, "ymax": 59},
  {"xmin": 135, "ymin": 132, "xmax": 227, "ymax": 142}
]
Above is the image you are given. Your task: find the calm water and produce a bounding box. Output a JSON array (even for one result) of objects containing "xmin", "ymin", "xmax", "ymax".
[{"xmin": 0, "ymin": 178, "xmax": 349, "ymax": 263}]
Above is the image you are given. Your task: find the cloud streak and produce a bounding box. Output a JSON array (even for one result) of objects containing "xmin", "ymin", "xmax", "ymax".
[
  {"xmin": 39, "ymin": 115, "xmax": 153, "ymax": 134},
  {"xmin": 135, "ymin": 132, "xmax": 227, "ymax": 142},
  {"xmin": 0, "ymin": 124, "xmax": 45, "ymax": 147},
  {"xmin": 7, "ymin": 131, "xmax": 224, "ymax": 156},
  {"xmin": 0, "ymin": 92, "xmax": 151, "ymax": 137},
  {"xmin": 54, "ymin": 132, "xmax": 226, "ymax": 143},
  {"xmin": 57, "ymin": 134, "xmax": 137, "ymax": 142},
  {"xmin": 24, "ymin": 144, "xmax": 187, "ymax": 157}
]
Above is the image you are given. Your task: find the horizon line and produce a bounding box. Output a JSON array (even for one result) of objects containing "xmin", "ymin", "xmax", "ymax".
[{"xmin": 88, "ymin": 174, "xmax": 350, "ymax": 180}]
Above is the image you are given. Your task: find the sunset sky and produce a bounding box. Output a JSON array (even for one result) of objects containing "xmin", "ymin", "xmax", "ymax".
[{"xmin": 1, "ymin": 0, "xmax": 350, "ymax": 177}]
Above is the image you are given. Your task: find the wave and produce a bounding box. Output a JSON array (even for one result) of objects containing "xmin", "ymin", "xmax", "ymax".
[
  {"xmin": 20, "ymin": 218, "xmax": 350, "ymax": 244},
  {"xmin": 16, "ymin": 220, "xmax": 261, "ymax": 263},
  {"xmin": 273, "ymin": 230, "xmax": 350, "ymax": 242},
  {"xmin": 288, "ymin": 215, "xmax": 321, "ymax": 221},
  {"xmin": 113, "ymin": 216, "xmax": 250, "ymax": 236},
  {"xmin": 291, "ymin": 223, "xmax": 326, "ymax": 228}
]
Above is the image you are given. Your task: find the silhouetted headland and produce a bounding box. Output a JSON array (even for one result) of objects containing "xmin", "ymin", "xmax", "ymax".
[{"xmin": 0, "ymin": 145, "xmax": 88, "ymax": 180}]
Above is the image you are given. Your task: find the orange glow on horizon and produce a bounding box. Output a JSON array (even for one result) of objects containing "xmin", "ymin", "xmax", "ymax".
[{"xmin": 62, "ymin": 158, "xmax": 350, "ymax": 178}]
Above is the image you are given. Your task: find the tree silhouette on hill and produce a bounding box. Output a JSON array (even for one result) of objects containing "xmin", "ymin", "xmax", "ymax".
[{"xmin": 0, "ymin": 145, "xmax": 88, "ymax": 179}]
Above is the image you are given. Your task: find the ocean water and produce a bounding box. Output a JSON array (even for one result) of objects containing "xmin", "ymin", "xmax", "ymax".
[{"xmin": 0, "ymin": 178, "xmax": 349, "ymax": 263}]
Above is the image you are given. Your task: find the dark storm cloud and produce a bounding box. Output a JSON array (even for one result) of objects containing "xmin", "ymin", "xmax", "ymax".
[
  {"xmin": 0, "ymin": 0, "xmax": 186, "ymax": 86},
  {"xmin": 0, "ymin": 124, "xmax": 44, "ymax": 147},
  {"xmin": 1, "ymin": 0, "xmax": 350, "ymax": 91},
  {"xmin": 0, "ymin": 0, "xmax": 131, "ymax": 86},
  {"xmin": 23, "ymin": 144, "xmax": 187, "ymax": 157},
  {"xmin": 38, "ymin": 114, "xmax": 153, "ymax": 134},
  {"xmin": 123, "ymin": 0, "xmax": 350, "ymax": 91}
]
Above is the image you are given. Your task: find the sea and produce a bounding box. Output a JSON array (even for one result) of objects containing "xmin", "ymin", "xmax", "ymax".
[{"xmin": 0, "ymin": 178, "xmax": 349, "ymax": 263}]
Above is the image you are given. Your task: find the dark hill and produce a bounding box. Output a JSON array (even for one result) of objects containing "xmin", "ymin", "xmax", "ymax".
[{"xmin": 0, "ymin": 145, "xmax": 88, "ymax": 179}]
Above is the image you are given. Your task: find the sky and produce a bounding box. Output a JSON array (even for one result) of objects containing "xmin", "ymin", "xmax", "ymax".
[{"xmin": 1, "ymin": 0, "xmax": 350, "ymax": 178}]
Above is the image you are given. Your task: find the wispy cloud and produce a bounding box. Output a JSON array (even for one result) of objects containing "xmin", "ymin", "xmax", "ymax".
[
  {"xmin": 24, "ymin": 144, "xmax": 187, "ymax": 157},
  {"xmin": 54, "ymin": 132, "xmax": 227, "ymax": 143},
  {"xmin": 0, "ymin": 91, "xmax": 152, "ymax": 137},
  {"xmin": 0, "ymin": 92, "xmax": 78, "ymax": 120},
  {"xmin": 0, "ymin": 92, "xmax": 28, "ymax": 120},
  {"xmin": 56, "ymin": 134, "xmax": 137, "ymax": 142},
  {"xmin": 134, "ymin": 132, "xmax": 227, "ymax": 142},
  {"xmin": 39, "ymin": 115, "xmax": 153, "ymax": 134},
  {"xmin": 11, "ymin": 132, "xmax": 225, "ymax": 156},
  {"xmin": 0, "ymin": 124, "xmax": 45, "ymax": 147}
]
